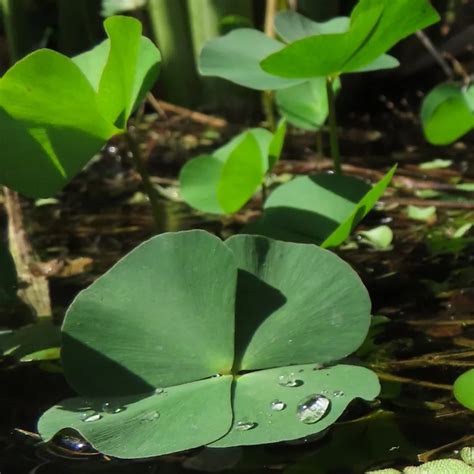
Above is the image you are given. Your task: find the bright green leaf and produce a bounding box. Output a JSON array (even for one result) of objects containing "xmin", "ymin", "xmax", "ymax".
[
  {"xmin": 359, "ymin": 225, "xmax": 393, "ymax": 250},
  {"xmin": 453, "ymin": 223, "xmax": 472, "ymax": 239},
  {"xmin": 268, "ymin": 119, "xmax": 287, "ymax": 170},
  {"xmin": 39, "ymin": 376, "xmax": 233, "ymax": 458},
  {"xmin": 199, "ymin": 28, "xmax": 304, "ymax": 91},
  {"xmin": 0, "ymin": 50, "xmax": 117, "ymax": 198},
  {"xmin": 406, "ymin": 205, "xmax": 437, "ymax": 222},
  {"xmin": 457, "ymin": 183, "xmax": 474, "ymax": 192},
  {"xmin": 421, "ymin": 83, "xmax": 474, "ymax": 145},
  {"xmin": 211, "ymin": 364, "xmax": 379, "ymax": 447},
  {"xmin": 419, "ymin": 158, "xmax": 453, "ymax": 169},
  {"xmin": 453, "ymin": 369, "xmax": 474, "ymax": 410},
  {"xmin": 261, "ymin": 0, "xmax": 439, "ymax": 78},
  {"xmin": 226, "ymin": 235, "xmax": 371, "ymax": 371}
]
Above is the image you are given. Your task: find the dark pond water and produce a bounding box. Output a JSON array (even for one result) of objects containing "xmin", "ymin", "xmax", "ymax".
[{"xmin": 1, "ymin": 115, "xmax": 473, "ymax": 473}]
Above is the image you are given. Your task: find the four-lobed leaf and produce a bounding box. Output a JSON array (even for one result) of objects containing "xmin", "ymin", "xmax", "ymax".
[
  {"xmin": 0, "ymin": 16, "xmax": 160, "ymax": 198},
  {"xmin": 38, "ymin": 230, "xmax": 379, "ymax": 458},
  {"xmin": 421, "ymin": 83, "xmax": 474, "ymax": 145},
  {"xmin": 180, "ymin": 122, "xmax": 286, "ymax": 215},
  {"xmin": 246, "ymin": 166, "xmax": 396, "ymax": 247}
]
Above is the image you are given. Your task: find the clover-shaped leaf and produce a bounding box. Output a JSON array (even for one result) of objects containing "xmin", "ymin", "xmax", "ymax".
[
  {"xmin": 261, "ymin": 0, "xmax": 438, "ymax": 79},
  {"xmin": 0, "ymin": 16, "xmax": 160, "ymax": 198},
  {"xmin": 246, "ymin": 166, "xmax": 396, "ymax": 247},
  {"xmin": 180, "ymin": 122, "xmax": 286, "ymax": 214},
  {"xmin": 39, "ymin": 230, "xmax": 379, "ymax": 458}
]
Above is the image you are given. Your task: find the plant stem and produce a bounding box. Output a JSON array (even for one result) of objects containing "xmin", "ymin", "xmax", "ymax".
[
  {"xmin": 126, "ymin": 129, "xmax": 163, "ymax": 232},
  {"xmin": 316, "ymin": 130, "xmax": 324, "ymax": 158},
  {"xmin": 326, "ymin": 77, "xmax": 341, "ymax": 174}
]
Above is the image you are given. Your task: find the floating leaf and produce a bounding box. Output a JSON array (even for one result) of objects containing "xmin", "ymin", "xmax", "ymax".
[
  {"xmin": 39, "ymin": 230, "xmax": 378, "ymax": 457},
  {"xmin": 421, "ymin": 83, "xmax": 474, "ymax": 145},
  {"xmin": 454, "ymin": 369, "xmax": 474, "ymax": 410},
  {"xmin": 261, "ymin": 0, "xmax": 438, "ymax": 78},
  {"xmin": 406, "ymin": 205, "xmax": 437, "ymax": 222},
  {"xmin": 358, "ymin": 225, "xmax": 393, "ymax": 250},
  {"xmin": 247, "ymin": 166, "xmax": 396, "ymax": 247},
  {"xmin": 419, "ymin": 158, "xmax": 453, "ymax": 170}
]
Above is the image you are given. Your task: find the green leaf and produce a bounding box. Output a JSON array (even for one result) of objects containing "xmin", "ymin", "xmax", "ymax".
[
  {"xmin": 180, "ymin": 128, "xmax": 279, "ymax": 214},
  {"xmin": 39, "ymin": 376, "xmax": 233, "ymax": 458},
  {"xmin": 419, "ymin": 158, "xmax": 453, "ymax": 169},
  {"xmin": 95, "ymin": 16, "xmax": 161, "ymax": 129},
  {"xmin": 246, "ymin": 166, "xmax": 396, "ymax": 247},
  {"xmin": 453, "ymin": 369, "xmax": 474, "ymax": 410},
  {"xmin": 226, "ymin": 235, "xmax": 371, "ymax": 371},
  {"xmin": 406, "ymin": 205, "xmax": 436, "ymax": 222},
  {"xmin": 0, "ymin": 240, "xmax": 17, "ymax": 305},
  {"xmin": 101, "ymin": 0, "xmax": 147, "ymax": 17},
  {"xmin": 358, "ymin": 225, "xmax": 393, "ymax": 250},
  {"xmin": 421, "ymin": 83, "xmax": 474, "ymax": 145},
  {"xmin": 198, "ymin": 28, "xmax": 304, "ymax": 91},
  {"xmin": 276, "ymin": 78, "xmax": 339, "ymax": 131},
  {"xmin": 261, "ymin": 0, "xmax": 439, "ymax": 78},
  {"xmin": 274, "ymin": 11, "xmax": 350, "ymax": 42},
  {"xmin": 218, "ymin": 134, "xmax": 266, "ymax": 214},
  {"xmin": 210, "ymin": 364, "xmax": 379, "ymax": 447},
  {"xmin": 0, "ymin": 50, "xmax": 117, "ymax": 198},
  {"xmin": 61, "ymin": 231, "xmax": 236, "ymax": 396}
]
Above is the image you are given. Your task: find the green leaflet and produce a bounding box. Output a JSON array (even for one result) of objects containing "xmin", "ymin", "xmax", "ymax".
[
  {"xmin": 38, "ymin": 230, "xmax": 378, "ymax": 457},
  {"xmin": 261, "ymin": 0, "xmax": 438, "ymax": 78},
  {"xmin": 246, "ymin": 166, "xmax": 396, "ymax": 247},
  {"xmin": 0, "ymin": 16, "xmax": 160, "ymax": 198},
  {"xmin": 421, "ymin": 83, "xmax": 474, "ymax": 145},
  {"xmin": 454, "ymin": 369, "xmax": 474, "ymax": 410},
  {"xmin": 180, "ymin": 125, "xmax": 286, "ymax": 214}
]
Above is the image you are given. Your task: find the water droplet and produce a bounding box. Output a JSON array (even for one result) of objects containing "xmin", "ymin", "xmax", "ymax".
[
  {"xmin": 142, "ymin": 411, "xmax": 160, "ymax": 422},
  {"xmin": 278, "ymin": 373, "xmax": 303, "ymax": 387},
  {"xmin": 102, "ymin": 402, "xmax": 124, "ymax": 414},
  {"xmin": 296, "ymin": 394, "xmax": 330, "ymax": 424},
  {"xmin": 270, "ymin": 400, "xmax": 286, "ymax": 411},
  {"xmin": 332, "ymin": 390, "xmax": 344, "ymax": 398},
  {"xmin": 154, "ymin": 388, "xmax": 164, "ymax": 395},
  {"xmin": 80, "ymin": 412, "xmax": 102, "ymax": 423},
  {"xmin": 234, "ymin": 421, "xmax": 257, "ymax": 431},
  {"xmin": 212, "ymin": 374, "xmax": 222, "ymax": 378}
]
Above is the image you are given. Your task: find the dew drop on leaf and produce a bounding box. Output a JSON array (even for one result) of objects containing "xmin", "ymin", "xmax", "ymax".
[
  {"xmin": 80, "ymin": 412, "xmax": 102, "ymax": 423},
  {"xmin": 102, "ymin": 402, "xmax": 124, "ymax": 414},
  {"xmin": 234, "ymin": 421, "xmax": 257, "ymax": 431},
  {"xmin": 142, "ymin": 411, "xmax": 160, "ymax": 422},
  {"xmin": 296, "ymin": 394, "xmax": 330, "ymax": 424},
  {"xmin": 278, "ymin": 372, "xmax": 303, "ymax": 387},
  {"xmin": 270, "ymin": 400, "xmax": 286, "ymax": 411},
  {"xmin": 332, "ymin": 390, "xmax": 344, "ymax": 397},
  {"xmin": 154, "ymin": 388, "xmax": 164, "ymax": 395}
]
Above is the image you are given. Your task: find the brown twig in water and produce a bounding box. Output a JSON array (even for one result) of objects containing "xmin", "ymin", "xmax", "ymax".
[
  {"xmin": 147, "ymin": 94, "xmax": 228, "ymax": 129},
  {"xmin": 381, "ymin": 197, "xmax": 474, "ymax": 210},
  {"xmin": 416, "ymin": 30, "xmax": 454, "ymax": 79},
  {"xmin": 418, "ymin": 434, "xmax": 474, "ymax": 463},
  {"xmin": 372, "ymin": 370, "xmax": 453, "ymax": 391}
]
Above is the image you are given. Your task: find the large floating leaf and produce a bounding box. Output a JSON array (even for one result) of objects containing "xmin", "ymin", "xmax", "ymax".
[
  {"xmin": 73, "ymin": 16, "xmax": 161, "ymax": 129},
  {"xmin": 0, "ymin": 50, "xmax": 117, "ymax": 198},
  {"xmin": 39, "ymin": 230, "xmax": 378, "ymax": 457},
  {"xmin": 199, "ymin": 28, "xmax": 304, "ymax": 91},
  {"xmin": 421, "ymin": 83, "xmax": 474, "ymax": 145},
  {"xmin": 180, "ymin": 127, "xmax": 285, "ymax": 214},
  {"xmin": 261, "ymin": 0, "xmax": 439, "ymax": 78},
  {"xmin": 246, "ymin": 166, "xmax": 396, "ymax": 247}
]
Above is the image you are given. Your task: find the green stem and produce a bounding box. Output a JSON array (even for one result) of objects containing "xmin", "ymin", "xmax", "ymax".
[
  {"xmin": 126, "ymin": 129, "xmax": 163, "ymax": 232},
  {"xmin": 326, "ymin": 77, "xmax": 342, "ymax": 174},
  {"xmin": 262, "ymin": 90, "xmax": 276, "ymax": 131}
]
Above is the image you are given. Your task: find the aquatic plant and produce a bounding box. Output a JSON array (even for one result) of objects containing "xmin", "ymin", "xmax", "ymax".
[
  {"xmin": 0, "ymin": 15, "xmax": 163, "ymax": 226},
  {"xmin": 421, "ymin": 83, "xmax": 474, "ymax": 145},
  {"xmin": 38, "ymin": 230, "xmax": 379, "ymax": 458},
  {"xmin": 179, "ymin": 120, "xmax": 286, "ymax": 214},
  {"xmin": 454, "ymin": 369, "xmax": 474, "ymax": 411}
]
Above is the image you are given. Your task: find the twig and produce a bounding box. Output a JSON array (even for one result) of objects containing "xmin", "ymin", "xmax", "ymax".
[
  {"xmin": 381, "ymin": 197, "xmax": 474, "ymax": 210},
  {"xmin": 3, "ymin": 188, "xmax": 51, "ymax": 319},
  {"xmin": 418, "ymin": 435, "xmax": 474, "ymax": 463},
  {"xmin": 147, "ymin": 94, "xmax": 227, "ymax": 129},
  {"xmin": 373, "ymin": 370, "xmax": 453, "ymax": 390},
  {"xmin": 416, "ymin": 30, "xmax": 454, "ymax": 79}
]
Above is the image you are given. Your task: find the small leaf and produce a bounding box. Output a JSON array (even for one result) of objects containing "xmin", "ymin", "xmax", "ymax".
[
  {"xmin": 199, "ymin": 28, "xmax": 304, "ymax": 91},
  {"xmin": 39, "ymin": 376, "xmax": 233, "ymax": 458},
  {"xmin": 268, "ymin": 119, "xmax": 287, "ymax": 170},
  {"xmin": 457, "ymin": 183, "xmax": 474, "ymax": 192},
  {"xmin": 101, "ymin": 0, "xmax": 147, "ymax": 17},
  {"xmin": 453, "ymin": 369, "xmax": 474, "ymax": 410},
  {"xmin": 406, "ymin": 205, "xmax": 437, "ymax": 222},
  {"xmin": 358, "ymin": 225, "xmax": 393, "ymax": 250},
  {"xmin": 419, "ymin": 158, "xmax": 453, "ymax": 170},
  {"xmin": 210, "ymin": 364, "xmax": 379, "ymax": 447},
  {"xmin": 421, "ymin": 83, "xmax": 474, "ymax": 145},
  {"xmin": 453, "ymin": 223, "xmax": 472, "ymax": 239}
]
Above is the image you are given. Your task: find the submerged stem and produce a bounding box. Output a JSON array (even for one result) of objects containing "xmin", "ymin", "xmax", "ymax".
[
  {"xmin": 126, "ymin": 129, "xmax": 163, "ymax": 232},
  {"xmin": 326, "ymin": 77, "xmax": 341, "ymax": 174}
]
